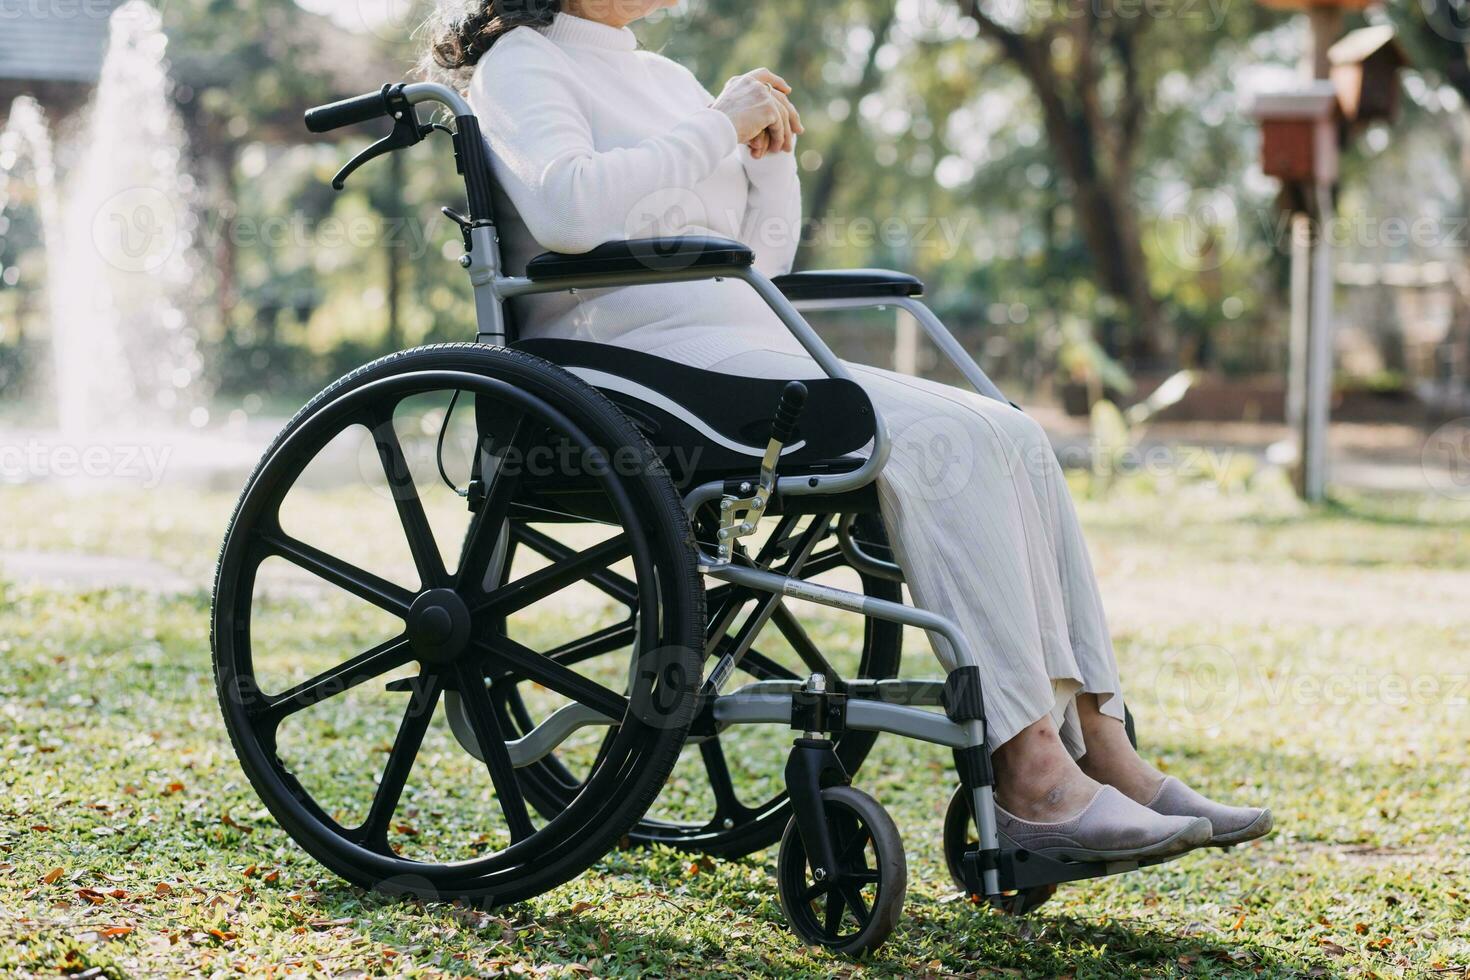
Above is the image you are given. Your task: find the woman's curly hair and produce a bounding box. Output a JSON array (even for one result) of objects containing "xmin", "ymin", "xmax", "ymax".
[{"xmin": 425, "ymin": 0, "xmax": 562, "ymax": 79}]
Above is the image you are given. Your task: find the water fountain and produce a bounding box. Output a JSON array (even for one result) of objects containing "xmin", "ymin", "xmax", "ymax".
[
  {"xmin": 0, "ymin": 1, "xmax": 254, "ymax": 490},
  {"xmin": 54, "ymin": 0, "xmax": 201, "ymax": 437}
]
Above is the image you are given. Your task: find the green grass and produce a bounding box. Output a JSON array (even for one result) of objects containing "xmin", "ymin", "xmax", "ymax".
[{"xmin": 2, "ymin": 481, "xmax": 1469, "ymax": 977}]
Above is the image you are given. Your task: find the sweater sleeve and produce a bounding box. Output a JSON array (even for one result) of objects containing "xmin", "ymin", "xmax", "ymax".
[
  {"xmin": 738, "ymin": 143, "xmax": 803, "ymax": 277},
  {"xmin": 468, "ymin": 42, "xmax": 740, "ymax": 255}
]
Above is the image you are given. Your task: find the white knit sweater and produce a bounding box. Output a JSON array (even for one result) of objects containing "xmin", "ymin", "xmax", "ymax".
[{"xmin": 468, "ymin": 12, "xmax": 807, "ymax": 367}]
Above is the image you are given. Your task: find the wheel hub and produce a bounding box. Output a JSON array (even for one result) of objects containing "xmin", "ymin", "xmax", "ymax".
[{"xmin": 408, "ymin": 588, "xmax": 472, "ymax": 663}]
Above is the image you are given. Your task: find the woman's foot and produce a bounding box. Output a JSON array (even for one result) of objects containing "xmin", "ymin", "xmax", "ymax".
[
  {"xmin": 992, "ymin": 714, "xmax": 1212, "ymax": 863},
  {"xmin": 1074, "ymin": 694, "xmax": 1272, "ymax": 846},
  {"xmin": 996, "ymin": 786, "xmax": 1212, "ymax": 862},
  {"xmin": 1144, "ymin": 777, "xmax": 1273, "ymax": 846}
]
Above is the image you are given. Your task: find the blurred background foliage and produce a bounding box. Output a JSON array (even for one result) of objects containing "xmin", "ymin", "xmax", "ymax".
[{"xmin": 5, "ymin": 0, "xmax": 1468, "ymax": 408}]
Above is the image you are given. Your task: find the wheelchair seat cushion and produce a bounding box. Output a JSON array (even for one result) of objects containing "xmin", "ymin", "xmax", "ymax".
[{"xmin": 515, "ymin": 338, "xmax": 876, "ymax": 488}]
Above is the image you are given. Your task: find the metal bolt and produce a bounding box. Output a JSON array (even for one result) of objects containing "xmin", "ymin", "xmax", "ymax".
[
  {"xmin": 722, "ymin": 817, "xmax": 735, "ymax": 830},
  {"xmin": 812, "ymin": 867, "xmax": 828, "ymax": 881},
  {"xmin": 458, "ymin": 254, "xmax": 472, "ymax": 268},
  {"xmin": 739, "ymin": 482, "xmax": 753, "ymax": 494},
  {"xmin": 752, "ymin": 496, "xmax": 764, "ymax": 508}
]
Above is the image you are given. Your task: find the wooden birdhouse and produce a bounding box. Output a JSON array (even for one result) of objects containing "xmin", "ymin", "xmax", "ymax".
[
  {"xmin": 1328, "ymin": 25, "xmax": 1407, "ymax": 124},
  {"xmin": 1250, "ymin": 84, "xmax": 1340, "ymax": 184}
]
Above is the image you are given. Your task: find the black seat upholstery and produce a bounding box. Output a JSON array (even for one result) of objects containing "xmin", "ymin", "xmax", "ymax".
[{"xmin": 515, "ymin": 339, "xmax": 876, "ymax": 495}]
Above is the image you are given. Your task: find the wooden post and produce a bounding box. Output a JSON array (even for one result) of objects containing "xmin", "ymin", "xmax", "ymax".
[
  {"xmin": 1286, "ymin": 212, "xmax": 1311, "ymax": 472},
  {"xmin": 1303, "ymin": 181, "xmax": 1336, "ymax": 500},
  {"xmin": 1295, "ymin": 10, "xmax": 1342, "ymax": 502}
]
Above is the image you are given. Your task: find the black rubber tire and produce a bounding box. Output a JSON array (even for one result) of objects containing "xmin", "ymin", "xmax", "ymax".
[
  {"xmin": 777, "ymin": 785, "xmax": 906, "ymax": 956},
  {"xmin": 211, "ymin": 343, "xmax": 705, "ymax": 905}
]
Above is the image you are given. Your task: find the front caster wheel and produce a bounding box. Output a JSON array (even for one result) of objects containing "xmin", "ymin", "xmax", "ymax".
[
  {"xmin": 941, "ymin": 785, "xmax": 1056, "ymax": 915},
  {"xmin": 776, "ymin": 786, "xmax": 905, "ymax": 956}
]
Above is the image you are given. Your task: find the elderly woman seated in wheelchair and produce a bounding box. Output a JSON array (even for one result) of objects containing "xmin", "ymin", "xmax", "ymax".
[{"xmin": 211, "ymin": 0, "xmax": 1271, "ymax": 956}]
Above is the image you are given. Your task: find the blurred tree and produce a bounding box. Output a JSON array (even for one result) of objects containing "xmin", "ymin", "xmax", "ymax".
[{"xmin": 1390, "ymin": 0, "xmax": 1470, "ymax": 398}]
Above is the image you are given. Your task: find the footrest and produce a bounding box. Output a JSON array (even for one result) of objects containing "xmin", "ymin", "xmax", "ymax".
[{"xmin": 993, "ymin": 846, "xmax": 1183, "ymax": 894}]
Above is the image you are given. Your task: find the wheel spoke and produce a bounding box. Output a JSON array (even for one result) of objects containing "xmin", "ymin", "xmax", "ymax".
[
  {"xmin": 838, "ymin": 826, "xmax": 872, "ymax": 864},
  {"xmin": 478, "ymin": 636, "xmax": 627, "ymax": 720},
  {"xmin": 259, "ymin": 530, "xmax": 414, "ymax": 617},
  {"xmin": 840, "ymin": 882, "xmax": 869, "ymax": 922},
  {"xmin": 848, "ymin": 869, "xmax": 880, "ymax": 883},
  {"xmin": 516, "ymin": 525, "xmax": 637, "ymax": 608},
  {"xmin": 357, "ymin": 672, "xmax": 443, "ymax": 851},
  {"xmin": 824, "ymin": 889, "xmax": 845, "ymax": 936},
  {"xmin": 469, "ymin": 535, "xmax": 632, "ymax": 618},
  {"xmin": 454, "ymin": 663, "xmax": 535, "ymax": 844},
  {"xmin": 457, "ymin": 415, "xmax": 528, "ymax": 592},
  {"xmin": 801, "ymin": 881, "xmax": 830, "ymax": 904},
  {"xmin": 370, "ymin": 412, "xmax": 447, "ymax": 588},
  {"xmin": 260, "ymin": 635, "xmax": 413, "ymax": 724},
  {"xmin": 542, "ymin": 620, "xmax": 637, "ymax": 668},
  {"xmin": 699, "ymin": 738, "xmax": 747, "ymax": 823}
]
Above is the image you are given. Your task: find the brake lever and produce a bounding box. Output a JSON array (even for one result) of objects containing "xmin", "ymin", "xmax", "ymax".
[{"xmin": 330, "ymin": 107, "xmax": 432, "ymax": 191}]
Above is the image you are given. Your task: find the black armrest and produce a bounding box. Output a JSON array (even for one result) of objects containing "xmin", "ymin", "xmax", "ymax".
[
  {"xmin": 772, "ymin": 269, "xmax": 924, "ymax": 301},
  {"xmin": 525, "ymin": 236, "xmax": 754, "ymax": 282}
]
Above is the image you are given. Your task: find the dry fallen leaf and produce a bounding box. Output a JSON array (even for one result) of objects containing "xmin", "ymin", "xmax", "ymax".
[
  {"xmin": 307, "ymin": 918, "xmax": 354, "ymax": 930},
  {"xmin": 42, "ymin": 867, "xmax": 64, "ymax": 885}
]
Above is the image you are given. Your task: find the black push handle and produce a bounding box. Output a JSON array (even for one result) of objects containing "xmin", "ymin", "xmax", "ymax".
[
  {"xmin": 770, "ymin": 381, "xmax": 808, "ymax": 445},
  {"xmin": 305, "ymin": 84, "xmax": 396, "ymax": 134}
]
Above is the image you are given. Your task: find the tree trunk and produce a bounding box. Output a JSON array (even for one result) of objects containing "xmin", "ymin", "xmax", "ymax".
[
  {"xmin": 795, "ymin": 5, "xmax": 898, "ymax": 270},
  {"xmin": 957, "ymin": 1, "xmax": 1165, "ymax": 363}
]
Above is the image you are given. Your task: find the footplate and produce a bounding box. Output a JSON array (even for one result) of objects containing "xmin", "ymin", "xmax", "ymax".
[{"xmin": 963, "ymin": 846, "xmax": 1181, "ymax": 897}]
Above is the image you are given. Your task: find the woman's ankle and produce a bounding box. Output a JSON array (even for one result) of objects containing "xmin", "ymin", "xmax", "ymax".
[
  {"xmin": 996, "ymin": 769, "xmax": 1101, "ymax": 822},
  {"xmin": 1077, "ymin": 743, "xmax": 1166, "ymax": 804},
  {"xmin": 993, "ymin": 716, "xmax": 1100, "ymax": 821},
  {"xmin": 1074, "ymin": 694, "xmax": 1167, "ymax": 803}
]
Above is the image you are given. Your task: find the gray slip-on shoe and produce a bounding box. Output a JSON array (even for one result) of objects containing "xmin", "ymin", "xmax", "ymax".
[
  {"xmin": 1145, "ymin": 776, "xmax": 1273, "ymax": 846},
  {"xmin": 995, "ymin": 785, "xmax": 1212, "ymax": 863}
]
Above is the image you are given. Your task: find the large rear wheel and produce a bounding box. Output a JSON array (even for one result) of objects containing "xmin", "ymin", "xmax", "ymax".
[{"xmin": 212, "ymin": 344, "xmax": 704, "ymax": 903}]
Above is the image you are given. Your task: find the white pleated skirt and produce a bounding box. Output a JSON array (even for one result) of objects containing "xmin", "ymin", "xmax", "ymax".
[{"xmin": 686, "ymin": 343, "xmax": 1129, "ymax": 756}]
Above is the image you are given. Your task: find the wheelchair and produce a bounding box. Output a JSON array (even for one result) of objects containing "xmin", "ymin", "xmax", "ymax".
[{"xmin": 212, "ymin": 81, "xmax": 1154, "ymax": 955}]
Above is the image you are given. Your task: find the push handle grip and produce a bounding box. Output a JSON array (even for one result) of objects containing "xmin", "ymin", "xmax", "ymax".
[
  {"xmin": 305, "ymin": 85, "xmax": 394, "ymax": 134},
  {"xmin": 770, "ymin": 381, "xmax": 808, "ymax": 445}
]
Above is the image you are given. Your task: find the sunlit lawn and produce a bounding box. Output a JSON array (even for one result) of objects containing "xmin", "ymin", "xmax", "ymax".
[{"xmin": 2, "ymin": 477, "xmax": 1469, "ymax": 977}]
